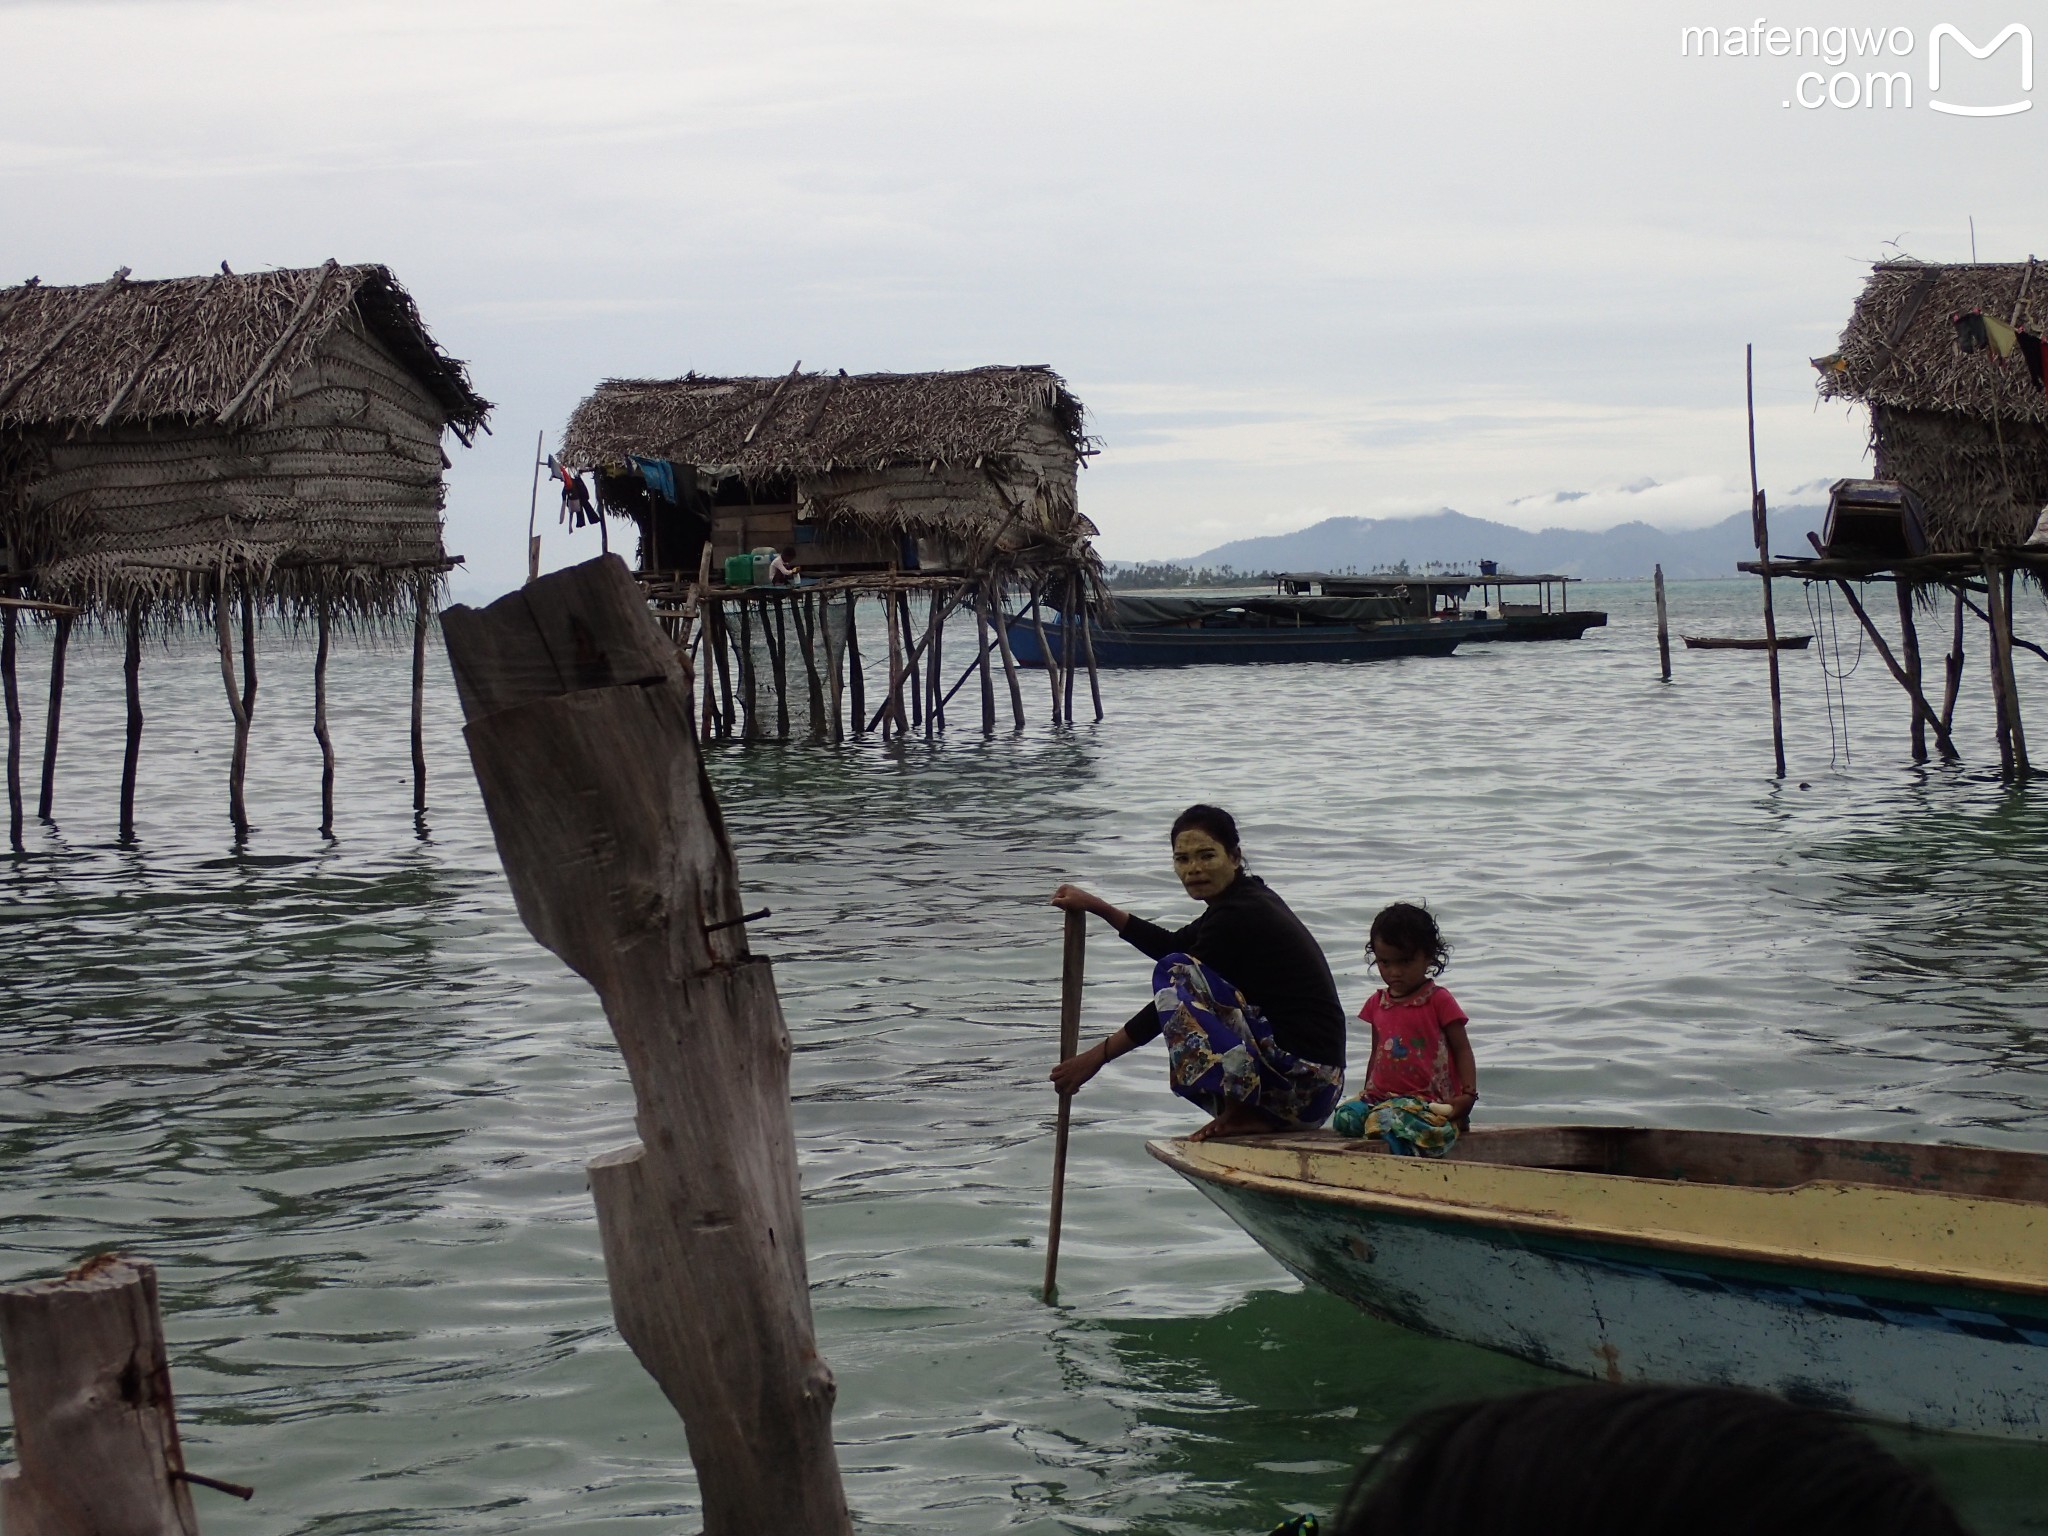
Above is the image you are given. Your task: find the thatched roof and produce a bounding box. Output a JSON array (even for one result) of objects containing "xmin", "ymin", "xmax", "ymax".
[
  {"xmin": 1818, "ymin": 260, "xmax": 2048, "ymax": 425},
  {"xmin": 560, "ymin": 365, "xmax": 1089, "ymax": 481},
  {"xmin": 0, "ymin": 262, "xmax": 490, "ymax": 439}
]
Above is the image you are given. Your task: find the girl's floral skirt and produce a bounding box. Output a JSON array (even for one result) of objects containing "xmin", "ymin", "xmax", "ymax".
[{"xmin": 1153, "ymin": 954, "xmax": 1344, "ymax": 1128}]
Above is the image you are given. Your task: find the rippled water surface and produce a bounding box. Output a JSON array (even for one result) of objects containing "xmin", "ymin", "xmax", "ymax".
[{"xmin": 4, "ymin": 580, "xmax": 2047, "ymax": 1533}]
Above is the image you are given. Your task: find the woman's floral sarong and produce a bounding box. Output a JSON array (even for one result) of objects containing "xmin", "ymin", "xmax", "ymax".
[{"xmin": 1154, "ymin": 954, "xmax": 1343, "ymax": 1128}]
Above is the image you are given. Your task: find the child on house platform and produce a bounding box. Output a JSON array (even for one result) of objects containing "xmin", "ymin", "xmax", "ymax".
[{"xmin": 1332, "ymin": 903, "xmax": 1477, "ymax": 1154}]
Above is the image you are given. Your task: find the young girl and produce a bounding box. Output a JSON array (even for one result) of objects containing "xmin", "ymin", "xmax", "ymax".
[{"xmin": 1349, "ymin": 903, "xmax": 1477, "ymax": 1145}]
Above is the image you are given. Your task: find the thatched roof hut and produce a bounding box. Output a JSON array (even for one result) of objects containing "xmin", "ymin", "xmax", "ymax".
[
  {"xmin": 559, "ymin": 365, "xmax": 1096, "ymax": 581},
  {"xmin": 0, "ymin": 262, "xmax": 490, "ymax": 619},
  {"xmin": 1817, "ymin": 259, "xmax": 2048, "ymax": 551}
]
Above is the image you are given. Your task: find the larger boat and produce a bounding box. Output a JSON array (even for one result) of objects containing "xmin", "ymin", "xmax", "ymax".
[
  {"xmin": 1275, "ymin": 570, "xmax": 1608, "ymax": 642},
  {"xmin": 1151, "ymin": 1125, "xmax": 2048, "ymax": 1440},
  {"xmin": 1006, "ymin": 593, "xmax": 1463, "ymax": 668}
]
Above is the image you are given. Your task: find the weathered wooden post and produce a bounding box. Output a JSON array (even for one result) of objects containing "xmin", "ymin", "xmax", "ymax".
[
  {"xmin": 37, "ymin": 611, "xmax": 70, "ymax": 821},
  {"xmin": 0, "ymin": 1255, "xmax": 207, "ymax": 1536},
  {"xmin": 845, "ymin": 595, "xmax": 866, "ymax": 735},
  {"xmin": 119, "ymin": 602, "xmax": 143, "ymax": 842},
  {"xmin": 441, "ymin": 556, "xmax": 852, "ymax": 1536},
  {"xmin": 1653, "ymin": 564, "xmax": 1671, "ymax": 682},
  {"xmin": 3, "ymin": 604, "xmax": 20, "ymax": 854},
  {"xmin": 990, "ymin": 585, "xmax": 1027, "ymax": 730},
  {"xmin": 1747, "ymin": 347, "xmax": 1786, "ymax": 778},
  {"xmin": 313, "ymin": 602, "xmax": 336, "ymax": 835},
  {"xmin": 212, "ymin": 575, "xmax": 250, "ymax": 839},
  {"xmin": 1895, "ymin": 581, "xmax": 1927, "ymax": 763},
  {"xmin": 1941, "ymin": 586, "xmax": 1966, "ymax": 741},
  {"xmin": 411, "ymin": 575, "xmax": 430, "ymax": 812},
  {"xmin": 975, "ymin": 593, "xmax": 997, "ymax": 734}
]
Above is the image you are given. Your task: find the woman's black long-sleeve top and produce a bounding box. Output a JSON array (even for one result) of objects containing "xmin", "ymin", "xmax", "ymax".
[{"xmin": 1117, "ymin": 873, "xmax": 1347, "ymax": 1067}]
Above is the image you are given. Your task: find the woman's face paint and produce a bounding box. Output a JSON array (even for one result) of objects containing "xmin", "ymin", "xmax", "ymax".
[{"xmin": 1172, "ymin": 829, "xmax": 1240, "ymax": 901}]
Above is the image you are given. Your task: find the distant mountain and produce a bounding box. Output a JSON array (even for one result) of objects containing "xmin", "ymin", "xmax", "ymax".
[{"xmin": 1156, "ymin": 507, "xmax": 1824, "ymax": 581}]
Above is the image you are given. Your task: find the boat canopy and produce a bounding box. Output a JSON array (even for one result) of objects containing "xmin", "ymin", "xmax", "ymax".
[{"xmin": 1089, "ymin": 593, "xmax": 1406, "ymax": 629}]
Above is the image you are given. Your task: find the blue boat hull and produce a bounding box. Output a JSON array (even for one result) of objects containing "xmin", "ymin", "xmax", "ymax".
[{"xmin": 1007, "ymin": 619, "xmax": 1461, "ymax": 668}]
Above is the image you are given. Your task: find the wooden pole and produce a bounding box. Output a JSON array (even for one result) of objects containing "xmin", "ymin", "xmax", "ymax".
[
  {"xmin": 739, "ymin": 598, "xmax": 758, "ymax": 741},
  {"xmin": 1747, "ymin": 346, "xmax": 1787, "ymax": 778},
  {"xmin": 411, "ymin": 577, "xmax": 429, "ymax": 813},
  {"xmin": 1653, "ymin": 563, "xmax": 1671, "ymax": 682},
  {"xmin": 1042, "ymin": 909, "xmax": 1086, "ymax": 1305},
  {"xmin": 846, "ymin": 594, "xmax": 866, "ymax": 735},
  {"xmin": 3, "ymin": 606, "xmax": 20, "ymax": 854},
  {"xmin": 992, "ymin": 585, "xmax": 1027, "ymax": 730},
  {"xmin": 795, "ymin": 593, "xmax": 826, "ymax": 741},
  {"xmin": 1896, "ymin": 581, "xmax": 1928, "ymax": 763},
  {"xmin": 1941, "ymin": 585, "xmax": 1966, "ymax": 740},
  {"xmin": 239, "ymin": 589, "xmax": 258, "ymax": 725},
  {"xmin": 768, "ymin": 595, "xmax": 790, "ymax": 740},
  {"xmin": 440, "ymin": 556, "xmax": 853, "ymax": 1536},
  {"xmin": 215, "ymin": 577, "xmax": 249, "ymax": 839},
  {"xmin": 823, "ymin": 592, "xmax": 846, "ymax": 744},
  {"xmin": 36, "ymin": 613, "xmax": 69, "ymax": 821},
  {"xmin": 712, "ymin": 601, "xmax": 736, "ymax": 738},
  {"xmin": 1985, "ymin": 555, "xmax": 2030, "ymax": 776},
  {"xmin": 924, "ymin": 593, "xmax": 942, "ymax": 739},
  {"xmin": 1081, "ymin": 595, "xmax": 1103, "ymax": 723},
  {"xmin": 884, "ymin": 590, "xmax": 905, "ymax": 738},
  {"xmin": 976, "ymin": 592, "xmax": 997, "ymax": 734},
  {"xmin": 314, "ymin": 603, "xmax": 335, "ymax": 836},
  {"xmin": 120, "ymin": 603, "xmax": 142, "ymax": 842},
  {"xmin": 1029, "ymin": 586, "xmax": 1061, "ymax": 724},
  {"xmin": 896, "ymin": 593, "xmax": 921, "ymax": 729},
  {"xmin": 1825, "ymin": 576, "xmax": 1960, "ymax": 761},
  {"xmin": 0, "ymin": 1255, "xmax": 203, "ymax": 1536},
  {"xmin": 1061, "ymin": 576, "xmax": 1078, "ymax": 723}
]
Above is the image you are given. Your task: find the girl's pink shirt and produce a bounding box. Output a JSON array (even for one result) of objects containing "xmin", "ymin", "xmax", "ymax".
[{"xmin": 1359, "ymin": 982, "xmax": 1469, "ymax": 1103}]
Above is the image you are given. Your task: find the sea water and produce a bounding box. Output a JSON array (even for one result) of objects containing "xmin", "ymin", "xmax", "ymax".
[{"xmin": 2, "ymin": 580, "xmax": 2045, "ymax": 1533}]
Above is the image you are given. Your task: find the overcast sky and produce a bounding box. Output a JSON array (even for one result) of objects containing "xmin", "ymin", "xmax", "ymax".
[{"xmin": 4, "ymin": 0, "xmax": 2042, "ymax": 591}]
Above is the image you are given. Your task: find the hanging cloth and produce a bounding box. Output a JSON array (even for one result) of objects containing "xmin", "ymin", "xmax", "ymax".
[
  {"xmin": 627, "ymin": 455, "xmax": 678, "ymax": 505},
  {"xmin": 1984, "ymin": 315, "xmax": 2020, "ymax": 357},
  {"xmin": 2020, "ymin": 331, "xmax": 2047, "ymax": 393},
  {"xmin": 1954, "ymin": 311, "xmax": 1991, "ymax": 353},
  {"xmin": 547, "ymin": 455, "xmax": 598, "ymax": 528}
]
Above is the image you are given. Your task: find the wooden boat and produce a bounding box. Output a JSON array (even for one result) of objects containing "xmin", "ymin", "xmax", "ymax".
[
  {"xmin": 1151, "ymin": 1125, "xmax": 2048, "ymax": 1439},
  {"xmin": 1683, "ymin": 634, "xmax": 1813, "ymax": 651},
  {"xmin": 1007, "ymin": 596, "xmax": 1463, "ymax": 668},
  {"xmin": 1277, "ymin": 570, "xmax": 1609, "ymax": 643}
]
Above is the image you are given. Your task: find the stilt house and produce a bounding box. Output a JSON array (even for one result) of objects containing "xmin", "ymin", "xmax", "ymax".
[{"xmin": 559, "ymin": 365, "xmax": 1095, "ymax": 583}]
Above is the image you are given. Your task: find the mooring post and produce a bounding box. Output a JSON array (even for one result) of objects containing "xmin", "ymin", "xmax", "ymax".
[
  {"xmin": 313, "ymin": 602, "xmax": 335, "ymax": 836},
  {"xmin": 37, "ymin": 612, "xmax": 70, "ymax": 821},
  {"xmin": 440, "ymin": 556, "xmax": 853, "ymax": 1536},
  {"xmin": 0, "ymin": 1254, "xmax": 205, "ymax": 1536},
  {"xmin": 1896, "ymin": 580, "xmax": 1928, "ymax": 764},
  {"xmin": 3, "ymin": 605, "xmax": 20, "ymax": 854},
  {"xmin": 1653, "ymin": 563, "xmax": 1671, "ymax": 682},
  {"xmin": 120, "ymin": 602, "xmax": 143, "ymax": 842}
]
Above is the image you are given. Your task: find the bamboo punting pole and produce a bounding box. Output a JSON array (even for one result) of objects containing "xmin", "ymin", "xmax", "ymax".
[
  {"xmin": 3, "ymin": 605, "xmax": 20, "ymax": 854},
  {"xmin": 411, "ymin": 576, "xmax": 429, "ymax": 813},
  {"xmin": 314, "ymin": 603, "xmax": 335, "ymax": 835},
  {"xmin": 1028, "ymin": 586, "xmax": 1061, "ymax": 724},
  {"xmin": 975, "ymin": 592, "xmax": 997, "ymax": 734},
  {"xmin": 36, "ymin": 613, "xmax": 69, "ymax": 821},
  {"xmin": 441, "ymin": 557, "xmax": 853, "ymax": 1536},
  {"xmin": 1820, "ymin": 571, "xmax": 1960, "ymax": 761},
  {"xmin": 1653, "ymin": 564, "xmax": 1671, "ymax": 681},
  {"xmin": 120, "ymin": 603, "xmax": 142, "ymax": 842},
  {"xmin": 991, "ymin": 587, "xmax": 1026, "ymax": 729},
  {"xmin": 215, "ymin": 577, "xmax": 250, "ymax": 839},
  {"xmin": 1042, "ymin": 909, "xmax": 1086, "ymax": 1305},
  {"xmin": 846, "ymin": 595, "xmax": 866, "ymax": 734},
  {"xmin": 1747, "ymin": 346, "xmax": 1787, "ymax": 778},
  {"xmin": 1896, "ymin": 581, "xmax": 1928, "ymax": 763},
  {"xmin": 1941, "ymin": 586, "xmax": 1966, "ymax": 740},
  {"xmin": 0, "ymin": 1255, "xmax": 206, "ymax": 1536}
]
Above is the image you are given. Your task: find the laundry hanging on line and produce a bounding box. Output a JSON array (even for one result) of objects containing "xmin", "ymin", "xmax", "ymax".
[
  {"xmin": 1952, "ymin": 309, "xmax": 2048, "ymax": 394},
  {"xmin": 546, "ymin": 455, "xmax": 600, "ymax": 529},
  {"xmin": 627, "ymin": 455, "xmax": 678, "ymax": 505}
]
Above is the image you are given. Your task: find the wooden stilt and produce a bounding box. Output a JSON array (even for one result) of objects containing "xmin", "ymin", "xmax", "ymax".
[
  {"xmin": 770, "ymin": 595, "xmax": 790, "ymax": 741},
  {"xmin": 1747, "ymin": 348, "xmax": 1786, "ymax": 778},
  {"xmin": 713, "ymin": 601, "xmax": 736, "ymax": 737},
  {"xmin": 992, "ymin": 585, "xmax": 1027, "ymax": 729},
  {"xmin": 120, "ymin": 603, "xmax": 142, "ymax": 842},
  {"xmin": 0, "ymin": 1255, "xmax": 204, "ymax": 1536},
  {"xmin": 1985, "ymin": 556, "xmax": 2029, "ymax": 776},
  {"xmin": 440, "ymin": 559, "xmax": 853, "ymax": 1536},
  {"xmin": 37, "ymin": 612, "xmax": 69, "ymax": 821},
  {"xmin": 216, "ymin": 577, "xmax": 250, "ymax": 839},
  {"xmin": 1081, "ymin": 594, "xmax": 1103, "ymax": 723},
  {"xmin": 925, "ymin": 594, "xmax": 942, "ymax": 739},
  {"xmin": 1827, "ymin": 578, "xmax": 1960, "ymax": 761},
  {"xmin": 884, "ymin": 590, "xmax": 906, "ymax": 737},
  {"xmin": 976, "ymin": 592, "xmax": 997, "ymax": 734},
  {"xmin": 1896, "ymin": 581, "xmax": 1927, "ymax": 763},
  {"xmin": 239, "ymin": 588, "xmax": 258, "ymax": 723},
  {"xmin": 411, "ymin": 576, "xmax": 429, "ymax": 813},
  {"xmin": 314, "ymin": 603, "xmax": 335, "ymax": 835},
  {"xmin": 3, "ymin": 606, "xmax": 20, "ymax": 854},
  {"xmin": 739, "ymin": 598, "xmax": 759, "ymax": 741},
  {"xmin": 1941, "ymin": 585, "xmax": 1966, "ymax": 741},
  {"xmin": 822, "ymin": 592, "xmax": 846, "ymax": 744},
  {"xmin": 846, "ymin": 594, "xmax": 866, "ymax": 734},
  {"xmin": 1028, "ymin": 586, "xmax": 1061, "ymax": 724},
  {"xmin": 896, "ymin": 593, "xmax": 921, "ymax": 728},
  {"xmin": 1654, "ymin": 564, "xmax": 1672, "ymax": 682},
  {"xmin": 1061, "ymin": 576, "xmax": 1078, "ymax": 723},
  {"xmin": 795, "ymin": 593, "xmax": 826, "ymax": 740}
]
